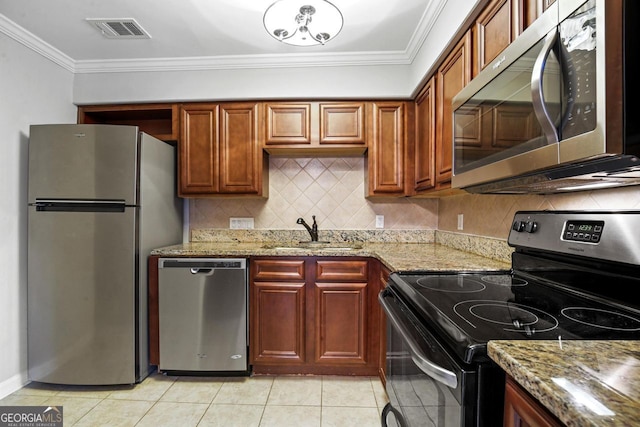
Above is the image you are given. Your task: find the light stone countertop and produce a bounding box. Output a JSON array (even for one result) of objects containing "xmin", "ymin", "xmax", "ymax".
[
  {"xmin": 489, "ymin": 340, "xmax": 640, "ymax": 427},
  {"xmin": 150, "ymin": 241, "xmax": 511, "ymax": 272}
]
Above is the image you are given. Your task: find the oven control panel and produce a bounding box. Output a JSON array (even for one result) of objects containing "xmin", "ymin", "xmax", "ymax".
[
  {"xmin": 508, "ymin": 211, "xmax": 640, "ymax": 266},
  {"xmin": 563, "ymin": 220, "xmax": 604, "ymax": 243}
]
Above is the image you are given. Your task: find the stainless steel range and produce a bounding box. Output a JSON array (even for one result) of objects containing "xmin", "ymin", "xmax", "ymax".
[{"xmin": 379, "ymin": 210, "xmax": 640, "ymax": 426}]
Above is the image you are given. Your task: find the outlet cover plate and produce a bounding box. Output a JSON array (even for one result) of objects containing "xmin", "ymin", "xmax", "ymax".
[{"xmin": 230, "ymin": 217, "xmax": 254, "ymax": 229}]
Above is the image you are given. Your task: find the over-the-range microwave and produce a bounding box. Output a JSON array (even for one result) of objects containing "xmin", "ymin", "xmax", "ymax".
[{"xmin": 451, "ymin": 0, "xmax": 640, "ymax": 194}]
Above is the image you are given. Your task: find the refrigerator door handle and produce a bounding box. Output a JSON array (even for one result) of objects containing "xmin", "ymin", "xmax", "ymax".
[{"xmin": 32, "ymin": 199, "xmax": 127, "ymax": 213}]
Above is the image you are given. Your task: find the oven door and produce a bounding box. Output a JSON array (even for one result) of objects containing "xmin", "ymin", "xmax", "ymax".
[{"xmin": 379, "ymin": 288, "xmax": 477, "ymax": 427}]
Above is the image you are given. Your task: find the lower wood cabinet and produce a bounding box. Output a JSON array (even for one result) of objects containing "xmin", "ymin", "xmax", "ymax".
[
  {"xmin": 504, "ymin": 375, "xmax": 562, "ymax": 427},
  {"xmin": 250, "ymin": 256, "xmax": 380, "ymax": 375}
]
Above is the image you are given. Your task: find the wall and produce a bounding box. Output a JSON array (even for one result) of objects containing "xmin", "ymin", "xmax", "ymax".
[
  {"xmin": 190, "ymin": 157, "xmax": 438, "ymax": 233},
  {"xmin": 0, "ymin": 33, "xmax": 76, "ymax": 398},
  {"xmin": 71, "ymin": 0, "xmax": 481, "ymax": 104},
  {"xmin": 438, "ymin": 187, "xmax": 640, "ymax": 239}
]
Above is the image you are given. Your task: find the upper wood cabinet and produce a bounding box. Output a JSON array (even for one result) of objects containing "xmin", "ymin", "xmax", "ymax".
[
  {"xmin": 474, "ymin": 0, "xmax": 515, "ymax": 75},
  {"xmin": 413, "ymin": 77, "xmax": 436, "ymax": 194},
  {"xmin": 263, "ymin": 102, "xmax": 367, "ymax": 156},
  {"xmin": 179, "ymin": 102, "xmax": 267, "ymax": 197},
  {"xmin": 179, "ymin": 104, "xmax": 219, "ymax": 195},
  {"xmin": 474, "ymin": 0, "xmax": 550, "ymax": 75},
  {"xmin": 77, "ymin": 103, "xmax": 179, "ymax": 141},
  {"xmin": 436, "ymin": 30, "xmax": 472, "ymax": 190},
  {"xmin": 367, "ymin": 101, "xmax": 412, "ymax": 197}
]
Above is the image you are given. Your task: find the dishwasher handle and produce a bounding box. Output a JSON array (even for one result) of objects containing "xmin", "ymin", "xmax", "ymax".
[
  {"xmin": 379, "ymin": 290, "xmax": 458, "ymax": 389},
  {"xmin": 190, "ymin": 268, "xmax": 213, "ymax": 275}
]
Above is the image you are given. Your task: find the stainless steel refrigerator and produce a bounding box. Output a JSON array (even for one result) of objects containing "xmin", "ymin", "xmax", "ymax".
[{"xmin": 27, "ymin": 124, "xmax": 183, "ymax": 385}]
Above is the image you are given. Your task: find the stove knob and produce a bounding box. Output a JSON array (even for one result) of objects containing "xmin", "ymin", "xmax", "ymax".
[
  {"xmin": 524, "ymin": 221, "xmax": 538, "ymax": 233},
  {"xmin": 512, "ymin": 221, "xmax": 525, "ymax": 232}
]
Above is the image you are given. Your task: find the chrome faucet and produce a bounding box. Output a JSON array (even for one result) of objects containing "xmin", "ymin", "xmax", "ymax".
[{"xmin": 297, "ymin": 215, "xmax": 318, "ymax": 241}]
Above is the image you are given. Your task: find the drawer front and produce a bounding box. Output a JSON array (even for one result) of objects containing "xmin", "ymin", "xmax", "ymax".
[
  {"xmin": 316, "ymin": 260, "xmax": 368, "ymax": 282},
  {"xmin": 253, "ymin": 259, "xmax": 305, "ymax": 281}
]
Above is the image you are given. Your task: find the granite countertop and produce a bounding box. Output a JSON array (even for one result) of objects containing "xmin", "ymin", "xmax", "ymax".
[
  {"xmin": 150, "ymin": 241, "xmax": 511, "ymax": 272},
  {"xmin": 489, "ymin": 340, "xmax": 640, "ymax": 427}
]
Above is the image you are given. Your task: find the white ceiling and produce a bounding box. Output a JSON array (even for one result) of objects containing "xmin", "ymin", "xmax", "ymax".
[{"xmin": 0, "ymin": 0, "xmax": 449, "ymax": 73}]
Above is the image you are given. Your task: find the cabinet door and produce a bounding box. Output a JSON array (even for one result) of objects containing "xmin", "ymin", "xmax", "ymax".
[
  {"xmin": 264, "ymin": 103, "xmax": 311, "ymax": 146},
  {"xmin": 414, "ymin": 78, "xmax": 436, "ymax": 193},
  {"xmin": 314, "ymin": 281, "xmax": 368, "ymax": 365},
  {"xmin": 436, "ymin": 31, "xmax": 471, "ymax": 189},
  {"xmin": 474, "ymin": 0, "xmax": 515, "ymax": 74},
  {"xmin": 313, "ymin": 259, "xmax": 370, "ymax": 366},
  {"xmin": 251, "ymin": 281, "xmax": 306, "ymax": 365},
  {"xmin": 367, "ymin": 102, "xmax": 407, "ymax": 196},
  {"xmin": 219, "ymin": 102, "xmax": 263, "ymax": 194},
  {"xmin": 319, "ymin": 102, "xmax": 366, "ymax": 146},
  {"xmin": 250, "ymin": 259, "xmax": 306, "ymax": 365},
  {"xmin": 179, "ymin": 104, "xmax": 219, "ymax": 195}
]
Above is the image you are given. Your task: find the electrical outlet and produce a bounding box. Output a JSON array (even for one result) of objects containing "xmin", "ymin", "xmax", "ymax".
[
  {"xmin": 375, "ymin": 215, "xmax": 384, "ymax": 229},
  {"xmin": 457, "ymin": 214, "xmax": 464, "ymax": 230},
  {"xmin": 230, "ymin": 217, "xmax": 254, "ymax": 229}
]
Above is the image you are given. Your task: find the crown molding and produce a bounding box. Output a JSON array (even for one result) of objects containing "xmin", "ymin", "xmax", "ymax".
[
  {"xmin": 1, "ymin": 2, "xmax": 446, "ymax": 75},
  {"xmin": 0, "ymin": 13, "xmax": 75, "ymax": 72}
]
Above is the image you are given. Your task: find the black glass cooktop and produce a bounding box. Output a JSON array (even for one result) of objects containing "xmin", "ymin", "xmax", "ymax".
[{"xmin": 389, "ymin": 270, "xmax": 640, "ymax": 364}]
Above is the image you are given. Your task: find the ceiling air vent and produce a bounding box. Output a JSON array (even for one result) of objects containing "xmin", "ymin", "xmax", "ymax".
[{"xmin": 86, "ymin": 18, "xmax": 151, "ymax": 39}]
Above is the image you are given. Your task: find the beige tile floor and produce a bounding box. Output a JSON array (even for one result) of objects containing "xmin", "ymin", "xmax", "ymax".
[{"xmin": 0, "ymin": 373, "xmax": 389, "ymax": 426}]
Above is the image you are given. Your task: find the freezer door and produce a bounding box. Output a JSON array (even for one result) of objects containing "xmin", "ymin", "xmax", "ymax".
[
  {"xmin": 27, "ymin": 204, "xmax": 138, "ymax": 385},
  {"xmin": 28, "ymin": 124, "xmax": 139, "ymax": 205}
]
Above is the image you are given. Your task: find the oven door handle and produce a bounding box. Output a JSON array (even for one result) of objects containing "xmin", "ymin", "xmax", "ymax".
[{"xmin": 379, "ymin": 292, "xmax": 458, "ymax": 389}]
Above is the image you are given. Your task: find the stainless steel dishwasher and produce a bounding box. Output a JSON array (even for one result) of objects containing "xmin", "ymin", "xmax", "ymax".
[{"xmin": 158, "ymin": 258, "xmax": 248, "ymax": 374}]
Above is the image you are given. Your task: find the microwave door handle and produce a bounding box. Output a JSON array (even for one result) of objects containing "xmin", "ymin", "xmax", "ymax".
[
  {"xmin": 531, "ymin": 30, "xmax": 560, "ymax": 145},
  {"xmin": 379, "ymin": 292, "xmax": 458, "ymax": 389}
]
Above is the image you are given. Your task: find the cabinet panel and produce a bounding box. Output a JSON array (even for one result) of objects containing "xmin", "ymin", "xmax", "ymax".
[
  {"xmin": 320, "ymin": 103, "xmax": 366, "ymax": 145},
  {"xmin": 251, "ymin": 281, "xmax": 306, "ymax": 364},
  {"xmin": 378, "ymin": 265, "xmax": 390, "ymax": 385},
  {"xmin": 264, "ymin": 103, "xmax": 311, "ymax": 145},
  {"xmin": 475, "ymin": 0, "xmax": 514, "ymax": 74},
  {"xmin": 219, "ymin": 103, "xmax": 261, "ymax": 194},
  {"xmin": 414, "ymin": 78, "xmax": 436, "ymax": 193},
  {"xmin": 179, "ymin": 104, "xmax": 219, "ymax": 195},
  {"xmin": 436, "ymin": 31, "xmax": 472, "ymax": 188},
  {"xmin": 504, "ymin": 376, "xmax": 562, "ymax": 427},
  {"xmin": 314, "ymin": 282, "xmax": 367, "ymax": 364},
  {"xmin": 367, "ymin": 102, "xmax": 406, "ymax": 196},
  {"xmin": 253, "ymin": 259, "xmax": 306, "ymax": 281},
  {"xmin": 316, "ymin": 259, "xmax": 368, "ymax": 282}
]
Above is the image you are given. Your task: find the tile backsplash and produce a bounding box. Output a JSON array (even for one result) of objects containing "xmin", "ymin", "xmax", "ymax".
[
  {"xmin": 189, "ymin": 155, "xmax": 640, "ymax": 243},
  {"xmin": 438, "ymin": 186, "xmax": 640, "ymax": 239},
  {"xmin": 190, "ymin": 157, "xmax": 438, "ymax": 231}
]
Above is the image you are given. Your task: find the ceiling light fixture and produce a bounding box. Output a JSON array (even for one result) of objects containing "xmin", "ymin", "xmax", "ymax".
[{"xmin": 263, "ymin": 0, "xmax": 343, "ymax": 46}]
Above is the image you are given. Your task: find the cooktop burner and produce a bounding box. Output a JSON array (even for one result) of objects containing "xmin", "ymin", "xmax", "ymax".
[
  {"xmin": 454, "ymin": 300, "xmax": 559, "ymax": 336},
  {"xmin": 416, "ymin": 276, "xmax": 486, "ymax": 293},
  {"xmin": 481, "ymin": 275, "xmax": 527, "ymax": 287},
  {"xmin": 561, "ymin": 307, "xmax": 640, "ymax": 331}
]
